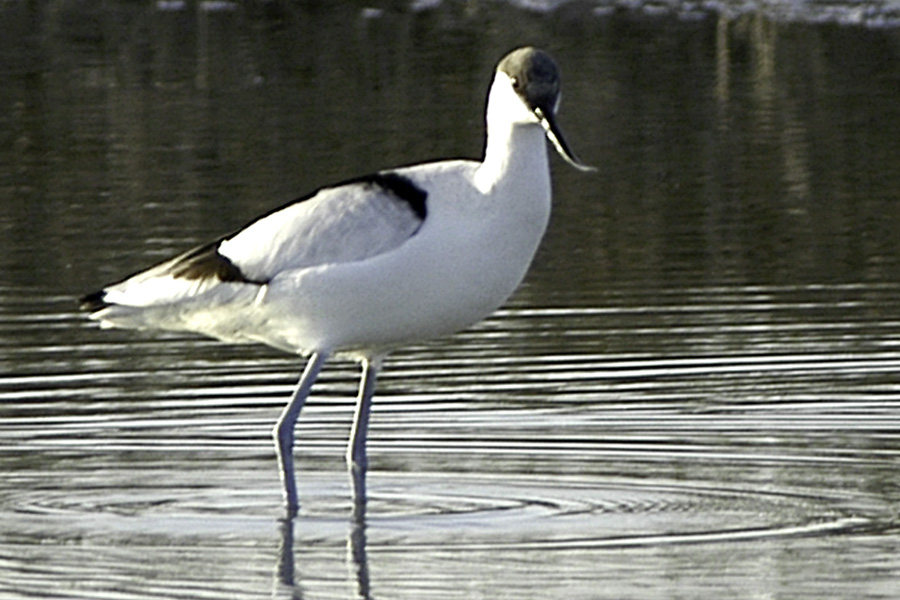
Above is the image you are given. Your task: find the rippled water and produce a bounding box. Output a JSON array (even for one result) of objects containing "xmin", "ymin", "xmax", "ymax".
[
  {"xmin": 3, "ymin": 1, "xmax": 900, "ymax": 599},
  {"xmin": 5, "ymin": 285, "xmax": 900, "ymax": 598}
]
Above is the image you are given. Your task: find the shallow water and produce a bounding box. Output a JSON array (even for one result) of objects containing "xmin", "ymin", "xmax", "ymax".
[{"xmin": 2, "ymin": 1, "xmax": 900, "ymax": 599}]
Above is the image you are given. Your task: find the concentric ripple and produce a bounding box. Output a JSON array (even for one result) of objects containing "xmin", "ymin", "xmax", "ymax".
[
  {"xmin": 3, "ymin": 286, "xmax": 900, "ymax": 599},
  {"xmin": 3, "ymin": 469, "xmax": 875, "ymax": 552}
]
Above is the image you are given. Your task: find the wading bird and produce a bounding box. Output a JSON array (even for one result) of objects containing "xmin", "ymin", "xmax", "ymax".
[{"xmin": 82, "ymin": 46, "xmax": 593, "ymax": 518}]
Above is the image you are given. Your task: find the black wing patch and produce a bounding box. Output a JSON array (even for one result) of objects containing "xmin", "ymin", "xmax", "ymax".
[
  {"xmin": 166, "ymin": 242, "xmax": 267, "ymax": 284},
  {"xmin": 79, "ymin": 242, "xmax": 264, "ymax": 312},
  {"xmin": 353, "ymin": 172, "xmax": 428, "ymax": 220},
  {"xmin": 79, "ymin": 289, "xmax": 110, "ymax": 312}
]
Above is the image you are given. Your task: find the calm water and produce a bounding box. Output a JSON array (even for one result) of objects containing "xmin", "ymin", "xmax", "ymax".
[{"xmin": 2, "ymin": 1, "xmax": 900, "ymax": 599}]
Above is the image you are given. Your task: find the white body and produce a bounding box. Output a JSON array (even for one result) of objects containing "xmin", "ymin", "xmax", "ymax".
[
  {"xmin": 84, "ymin": 46, "xmax": 590, "ymax": 516},
  {"xmin": 93, "ymin": 72, "xmax": 553, "ymax": 360}
]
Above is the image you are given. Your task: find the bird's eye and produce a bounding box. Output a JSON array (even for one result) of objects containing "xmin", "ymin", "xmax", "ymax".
[{"xmin": 510, "ymin": 76, "xmax": 521, "ymax": 90}]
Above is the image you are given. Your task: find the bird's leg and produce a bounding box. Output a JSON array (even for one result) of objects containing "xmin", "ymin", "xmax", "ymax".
[
  {"xmin": 274, "ymin": 351, "xmax": 328, "ymax": 519},
  {"xmin": 348, "ymin": 357, "xmax": 379, "ymax": 518}
]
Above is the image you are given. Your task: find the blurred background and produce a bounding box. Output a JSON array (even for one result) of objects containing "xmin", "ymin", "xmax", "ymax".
[{"xmin": 2, "ymin": 2, "xmax": 900, "ymax": 599}]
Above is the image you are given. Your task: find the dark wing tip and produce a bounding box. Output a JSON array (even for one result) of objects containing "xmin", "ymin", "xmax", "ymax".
[
  {"xmin": 79, "ymin": 290, "xmax": 109, "ymax": 312},
  {"xmin": 170, "ymin": 242, "xmax": 266, "ymax": 284},
  {"xmin": 78, "ymin": 241, "xmax": 264, "ymax": 316}
]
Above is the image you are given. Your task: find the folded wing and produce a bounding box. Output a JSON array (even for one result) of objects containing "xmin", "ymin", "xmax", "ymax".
[{"xmin": 82, "ymin": 172, "xmax": 428, "ymax": 321}]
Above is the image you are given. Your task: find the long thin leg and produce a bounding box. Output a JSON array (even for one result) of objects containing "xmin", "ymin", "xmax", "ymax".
[
  {"xmin": 348, "ymin": 357, "xmax": 379, "ymax": 518},
  {"xmin": 274, "ymin": 351, "xmax": 328, "ymax": 518}
]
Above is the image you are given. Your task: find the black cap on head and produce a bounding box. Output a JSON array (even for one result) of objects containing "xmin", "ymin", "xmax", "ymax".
[
  {"xmin": 498, "ymin": 47, "xmax": 595, "ymax": 172},
  {"xmin": 498, "ymin": 47, "xmax": 561, "ymax": 115}
]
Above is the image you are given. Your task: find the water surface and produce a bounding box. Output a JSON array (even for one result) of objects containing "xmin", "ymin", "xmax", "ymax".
[{"xmin": 2, "ymin": 1, "xmax": 900, "ymax": 599}]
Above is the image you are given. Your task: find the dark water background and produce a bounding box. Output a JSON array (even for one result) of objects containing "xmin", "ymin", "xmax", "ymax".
[{"xmin": 2, "ymin": 1, "xmax": 900, "ymax": 598}]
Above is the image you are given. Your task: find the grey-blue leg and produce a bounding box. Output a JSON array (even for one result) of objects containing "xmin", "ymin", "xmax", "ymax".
[
  {"xmin": 274, "ymin": 351, "xmax": 328, "ymax": 518},
  {"xmin": 348, "ymin": 358, "xmax": 379, "ymax": 516}
]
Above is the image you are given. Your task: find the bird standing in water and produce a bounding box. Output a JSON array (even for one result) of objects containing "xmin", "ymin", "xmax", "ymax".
[{"xmin": 82, "ymin": 46, "xmax": 593, "ymax": 518}]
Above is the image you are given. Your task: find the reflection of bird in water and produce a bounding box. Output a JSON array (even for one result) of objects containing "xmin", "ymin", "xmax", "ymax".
[
  {"xmin": 81, "ymin": 46, "xmax": 592, "ymax": 518},
  {"xmin": 274, "ymin": 515, "xmax": 370, "ymax": 600},
  {"xmin": 274, "ymin": 519, "xmax": 302, "ymax": 600},
  {"xmin": 348, "ymin": 517, "xmax": 371, "ymax": 600}
]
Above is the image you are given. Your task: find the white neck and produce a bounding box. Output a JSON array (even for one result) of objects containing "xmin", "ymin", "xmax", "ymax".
[{"xmin": 474, "ymin": 75, "xmax": 551, "ymax": 195}]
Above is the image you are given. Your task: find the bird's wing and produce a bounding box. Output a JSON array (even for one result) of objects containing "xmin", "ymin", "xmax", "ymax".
[
  {"xmin": 86, "ymin": 172, "xmax": 428, "ymax": 311},
  {"xmin": 220, "ymin": 172, "xmax": 427, "ymax": 281}
]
